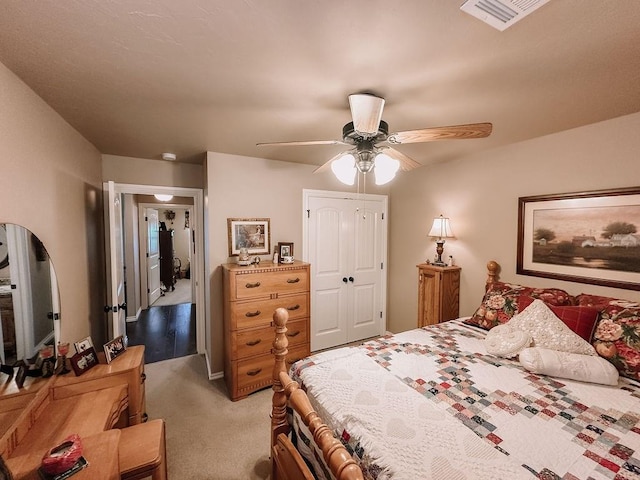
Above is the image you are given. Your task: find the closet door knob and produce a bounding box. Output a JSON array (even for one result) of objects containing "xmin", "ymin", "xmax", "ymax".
[
  {"xmin": 342, "ymin": 277, "xmax": 348, "ymax": 283},
  {"xmin": 349, "ymin": 277, "xmax": 354, "ymax": 282}
]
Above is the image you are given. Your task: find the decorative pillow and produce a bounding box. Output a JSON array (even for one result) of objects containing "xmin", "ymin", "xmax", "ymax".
[
  {"xmin": 508, "ymin": 299, "xmax": 596, "ymax": 356},
  {"xmin": 575, "ymin": 293, "xmax": 640, "ymax": 311},
  {"xmin": 465, "ymin": 281, "xmax": 573, "ymax": 330},
  {"xmin": 485, "ymin": 323, "xmax": 532, "ymax": 358},
  {"xmin": 519, "ymin": 347, "xmax": 619, "ymax": 386},
  {"xmin": 591, "ymin": 304, "xmax": 640, "ymax": 381},
  {"xmin": 518, "ymin": 296, "xmax": 600, "ymax": 342}
]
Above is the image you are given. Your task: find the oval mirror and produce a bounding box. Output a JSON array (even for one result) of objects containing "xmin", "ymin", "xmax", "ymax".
[{"xmin": 0, "ymin": 224, "xmax": 58, "ymax": 364}]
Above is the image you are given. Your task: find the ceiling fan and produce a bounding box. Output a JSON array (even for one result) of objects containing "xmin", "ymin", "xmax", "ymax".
[{"xmin": 257, "ymin": 93, "xmax": 492, "ymax": 185}]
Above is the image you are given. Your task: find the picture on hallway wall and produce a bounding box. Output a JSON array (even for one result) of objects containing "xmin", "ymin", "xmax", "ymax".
[
  {"xmin": 227, "ymin": 218, "xmax": 271, "ymax": 256},
  {"xmin": 517, "ymin": 186, "xmax": 640, "ymax": 290}
]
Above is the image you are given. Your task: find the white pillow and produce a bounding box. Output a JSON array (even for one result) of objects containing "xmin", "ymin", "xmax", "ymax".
[
  {"xmin": 509, "ymin": 299, "xmax": 597, "ymax": 356},
  {"xmin": 519, "ymin": 347, "xmax": 619, "ymax": 386},
  {"xmin": 485, "ymin": 323, "xmax": 532, "ymax": 358}
]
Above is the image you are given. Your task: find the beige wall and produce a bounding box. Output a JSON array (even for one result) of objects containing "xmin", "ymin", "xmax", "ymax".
[
  {"xmin": 206, "ymin": 152, "xmax": 389, "ymax": 373},
  {"xmin": 388, "ymin": 111, "xmax": 640, "ymax": 334},
  {"xmin": 0, "ymin": 61, "xmax": 105, "ymax": 345},
  {"xmin": 102, "ymin": 154, "xmax": 205, "ymax": 188}
]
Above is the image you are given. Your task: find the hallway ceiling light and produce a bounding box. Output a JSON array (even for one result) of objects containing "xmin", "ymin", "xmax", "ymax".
[{"xmin": 154, "ymin": 194, "xmax": 173, "ymax": 201}]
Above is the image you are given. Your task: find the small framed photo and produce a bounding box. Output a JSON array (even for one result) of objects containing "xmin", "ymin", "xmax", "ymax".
[
  {"xmin": 227, "ymin": 218, "xmax": 271, "ymax": 256},
  {"xmin": 69, "ymin": 347, "xmax": 99, "ymax": 376},
  {"xmin": 103, "ymin": 335, "xmax": 127, "ymax": 364},
  {"xmin": 277, "ymin": 242, "xmax": 294, "ymax": 263},
  {"xmin": 74, "ymin": 336, "xmax": 94, "ymax": 354}
]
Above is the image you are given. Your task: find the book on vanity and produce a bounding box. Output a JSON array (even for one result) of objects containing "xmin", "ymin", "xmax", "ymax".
[{"xmin": 38, "ymin": 456, "xmax": 89, "ymax": 480}]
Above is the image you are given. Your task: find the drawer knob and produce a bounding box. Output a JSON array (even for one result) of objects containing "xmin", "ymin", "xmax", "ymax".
[
  {"xmin": 286, "ymin": 304, "xmax": 300, "ymax": 311},
  {"xmin": 286, "ymin": 278, "xmax": 300, "ymax": 284},
  {"xmin": 247, "ymin": 368, "xmax": 262, "ymax": 377},
  {"xmin": 286, "ymin": 330, "xmax": 300, "ymax": 338},
  {"xmin": 245, "ymin": 281, "xmax": 261, "ymax": 288},
  {"xmin": 245, "ymin": 310, "xmax": 261, "ymax": 317},
  {"xmin": 245, "ymin": 339, "xmax": 261, "ymax": 346}
]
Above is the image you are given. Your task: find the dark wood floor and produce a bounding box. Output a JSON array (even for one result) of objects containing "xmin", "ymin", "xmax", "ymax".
[{"xmin": 126, "ymin": 303, "xmax": 197, "ymax": 364}]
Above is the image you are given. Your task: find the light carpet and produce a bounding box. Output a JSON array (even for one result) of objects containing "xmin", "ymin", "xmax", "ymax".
[
  {"xmin": 153, "ymin": 278, "xmax": 192, "ymax": 307},
  {"xmin": 144, "ymin": 354, "xmax": 272, "ymax": 479}
]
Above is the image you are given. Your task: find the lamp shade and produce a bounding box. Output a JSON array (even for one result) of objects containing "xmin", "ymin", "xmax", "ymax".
[
  {"xmin": 428, "ymin": 215, "xmax": 454, "ymax": 239},
  {"xmin": 331, "ymin": 154, "xmax": 357, "ymax": 185},
  {"xmin": 374, "ymin": 153, "xmax": 400, "ymax": 185}
]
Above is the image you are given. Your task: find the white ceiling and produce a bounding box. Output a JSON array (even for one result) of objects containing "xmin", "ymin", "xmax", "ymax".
[{"xmin": 0, "ymin": 1, "xmax": 639, "ymax": 167}]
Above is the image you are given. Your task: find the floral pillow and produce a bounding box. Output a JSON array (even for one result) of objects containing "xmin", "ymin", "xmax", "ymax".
[
  {"xmin": 465, "ymin": 281, "xmax": 573, "ymax": 330},
  {"xmin": 582, "ymin": 298, "xmax": 640, "ymax": 381}
]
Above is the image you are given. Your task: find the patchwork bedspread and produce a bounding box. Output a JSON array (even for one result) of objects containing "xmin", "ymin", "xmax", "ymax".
[{"xmin": 290, "ymin": 319, "xmax": 640, "ymax": 480}]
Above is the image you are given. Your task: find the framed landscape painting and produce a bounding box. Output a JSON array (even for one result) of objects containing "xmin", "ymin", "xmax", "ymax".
[{"xmin": 517, "ymin": 187, "xmax": 640, "ymax": 291}]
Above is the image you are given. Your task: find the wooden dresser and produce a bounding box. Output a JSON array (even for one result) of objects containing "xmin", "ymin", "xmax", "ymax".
[
  {"xmin": 0, "ymin": 346, "xmax": 148, "ymax": 479},
  {"xmin": 222, "ymin": 261, "xmax": 310, "ymax": 401},
  {"xmin": 417, "ymin": 263, "xmax": 461, "ymax": 327},
  {"xmin": 52, "ymin": 345, "xmax": 147, "ymax": 425}
]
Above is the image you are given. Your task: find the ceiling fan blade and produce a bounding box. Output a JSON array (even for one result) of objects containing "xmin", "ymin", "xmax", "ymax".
[
  {"xmin": 257, "ymin": 139, "xmax": 345, "ymax": 147},
  {"xmin": 348, "ymin": 94, "xmax": 385, "ymax": 136},
  {"xmin": 387, "ymin": 122, "xmax": 493, "ymax": 144},
  {"xmin": 313, "ymin": 151, "xmax": 351, "ymax": 174},
  {"xmin": 379, "ymin": 147, "xmax": 422, "ymax": 171}
]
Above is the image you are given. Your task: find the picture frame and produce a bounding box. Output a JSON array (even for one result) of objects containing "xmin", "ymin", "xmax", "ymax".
[
  {"xmin": 74, "ymin": 336, "xmax": 94, "ymax": 354},
  {"xmin": 69, "ymin": 347, "xmax": 99, "ymax": 376},
  {"xmin": 517, "ymin": 186, "xmax": 640, "ymax": 290},
  {"xmin": 103, "ymin": 335, "xmax": 127, "ymax": 364},
  {"xmin": 277, "ymin": 242, "xmax": 294, "ymax": 263},
  {"xmin": 227, "ymin": 218, "xmax": 271, "ymax": 256}
]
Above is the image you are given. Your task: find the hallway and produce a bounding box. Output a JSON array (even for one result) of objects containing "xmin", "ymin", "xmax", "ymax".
[{"xmin": 126, "ymin": 302, "xmax": 197, "ymax": 364}]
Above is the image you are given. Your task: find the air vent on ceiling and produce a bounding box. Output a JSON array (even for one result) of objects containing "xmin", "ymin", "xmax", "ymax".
[{"xmin": 460, "ymin": 0, "xmax": 551, "ymax": 31}]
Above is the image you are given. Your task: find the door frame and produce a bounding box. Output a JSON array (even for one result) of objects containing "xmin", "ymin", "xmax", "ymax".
[
  {"xmin": 105, "ymin": 182, "xmax": 206, "ymax": 355},
  {"xmin": 302, "ymin": 189, "xmax": 389, "ymax": 348}
]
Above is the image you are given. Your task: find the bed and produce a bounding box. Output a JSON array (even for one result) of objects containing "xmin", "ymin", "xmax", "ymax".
[{"xmin": 270, "ymin": 261, "xmax": 640, "ymax": 480}]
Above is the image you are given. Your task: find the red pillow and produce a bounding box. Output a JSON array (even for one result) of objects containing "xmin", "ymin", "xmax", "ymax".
[
  {"xmin": 518, "ymin": 296, "xmax": 600, "ymax": 342},
  {"xmin": 465, "ymin": 281, "xmax": 573, "ymax": 330}
]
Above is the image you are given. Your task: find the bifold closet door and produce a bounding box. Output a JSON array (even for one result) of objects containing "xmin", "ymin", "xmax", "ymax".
[{"xmin": 307, "ymin": 193, "xmax": 386, "ymax": 351}]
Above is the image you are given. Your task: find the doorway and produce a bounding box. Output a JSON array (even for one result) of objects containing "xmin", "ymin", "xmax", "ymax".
[{"xmin": 103, "ymin": 182, "xmax": 206, "ymax": 364}]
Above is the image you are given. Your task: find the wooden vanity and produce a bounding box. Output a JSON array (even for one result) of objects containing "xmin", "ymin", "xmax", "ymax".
[{"xmin": 0, "ymin": 346, "xmax": 148, "ymax": 479}]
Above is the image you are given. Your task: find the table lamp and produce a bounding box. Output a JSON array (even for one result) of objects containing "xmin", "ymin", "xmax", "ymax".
[{"xmin": 428, "ymin": 215, "xmax": 454, "ymax": 266}]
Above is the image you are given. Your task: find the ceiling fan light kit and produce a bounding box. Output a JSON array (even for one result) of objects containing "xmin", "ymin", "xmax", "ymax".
[{"xmin": 258, "ymin": 93, "xmax": 492, "ymax": 186}]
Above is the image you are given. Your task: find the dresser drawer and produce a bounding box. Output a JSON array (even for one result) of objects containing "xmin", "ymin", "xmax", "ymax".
[
  {"xmin": 233, "ymin": 268, "xmax": 309, "ymax": 300},
  {"xmin": 236, "ymin": 344, "xmax": 310, "ymax": 395},
  {"xmin": 234, "ymin": 318, "xmax": 308, "ymax": 360},
  {"xmin": 230, "ymin": 293, "xmax": 308, "ymax": 330}
]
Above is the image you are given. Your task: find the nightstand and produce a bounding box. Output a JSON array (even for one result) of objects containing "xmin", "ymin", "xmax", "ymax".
[{"xmin": 417, "ymin": 263, "xmax": 461, "ymax": 327}]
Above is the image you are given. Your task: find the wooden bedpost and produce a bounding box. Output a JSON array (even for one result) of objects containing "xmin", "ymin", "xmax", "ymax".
[
  {"xmin": 271, "ymin": 307, "xmax": 290, "ymax": 471},
  {"xmin": 280, "ymin": 372, "xmax": 365, "ymax": 480},
  {"xmin": 486, "ymin": 260, "xmax": 500, "ymax": 289}
]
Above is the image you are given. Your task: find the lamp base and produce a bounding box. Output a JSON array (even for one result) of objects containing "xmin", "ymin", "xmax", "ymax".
[{"xmin": 430, "ymin": 261, "xmax": 448, "ymax": 267}]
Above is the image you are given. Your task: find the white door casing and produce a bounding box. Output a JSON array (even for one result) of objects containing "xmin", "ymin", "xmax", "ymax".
[
  {"xmin": 103, "ymin": 182, "xmax": 206, "ymax": 356},
  {"xmin": 104, "ymin": 181, "xmax": 127, "ymax": 340},
  {"xmin": 145, "ymin": 208, "xmax": 161, "ymax": 306},
  {"xmin": 304, "ymin": 190, "xmax": 387, "ymax": 351}
]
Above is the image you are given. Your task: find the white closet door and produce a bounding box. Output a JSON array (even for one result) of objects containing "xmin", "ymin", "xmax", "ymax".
[
  {"xmin": 305, "ymin": 190, "xmax": 387, "ymax": 351},
  {"xmin": 349, "ymin": 201, "xmax": 385, "ymax": 342}
]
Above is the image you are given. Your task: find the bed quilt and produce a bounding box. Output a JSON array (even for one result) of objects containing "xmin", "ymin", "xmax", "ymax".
[{"xmin": 290, "ymin": 319, "xmax": 640, "ymax": 480}]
